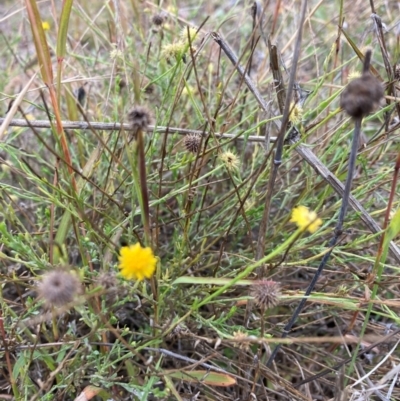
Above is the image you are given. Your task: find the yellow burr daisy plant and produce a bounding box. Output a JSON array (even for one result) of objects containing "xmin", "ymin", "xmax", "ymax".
[
  {"xmin": 118, "ymin": 243, "xmax": 157, "ymax": 281},
  {"xmin": 290, "ymin": 205, "xmax": 322, "ymax": 234}
]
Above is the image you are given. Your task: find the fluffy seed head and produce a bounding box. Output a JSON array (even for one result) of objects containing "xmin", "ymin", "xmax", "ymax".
[
  {"xmin": 152, "ymin": 13, "xmax": 165, "ymax": 27},
  {"xmin": 251, "ymin": 280, "xmax": 281, "ymax": 310},
  {"xmin": 220, "ymin": 150, "xmax": 239, "ymax": 171},
  {"xmin": 232, "ymin": 331, "xmax": 251, "ymax": 351},
  {"xmin": 184, "ymin": 133, "xmax": 201, "ymax": 153},
  {"xmin": 38, "ymin": 269, "xmax": 81, "ymax": 308},
  {"xmin": 161, "ymin": 42, "xmax": 186, "ymax": 62},
  {"xmin": 179, "ymin": 26, "xmax": 198, "ymax": 43},
  {"xmin": 340, "ymin": 51, "xmax": 384, "ymax": 118},
  {"xmin": 340, "ymin": 74, "xmax": 383, "ymax": 118},
  {"xmin": 127, "ymin": 106, "xmax": 151, "ymax": 132},
  {"xmin": 289, "ymin": 101, "xmax": 303, "ymax": 125}
]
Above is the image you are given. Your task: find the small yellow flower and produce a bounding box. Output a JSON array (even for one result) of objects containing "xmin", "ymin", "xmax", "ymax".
[
  {"xmin": 290, "ymin": 205, "xmax": 322, "ymax": 233},
  {"xmin": 220, "ymin": 150, "xmax": 239, "ymax": 171},
  {"xmin": 42, "ymin": 21, "xmax": 50, "ymax": 31},
  {"xmin": 118, "ymin": 243, "xmax": 157, "ymax": 281},
  {"xmin": 289, "ymin": 101, "xmax": 303, "ymax": 125}
]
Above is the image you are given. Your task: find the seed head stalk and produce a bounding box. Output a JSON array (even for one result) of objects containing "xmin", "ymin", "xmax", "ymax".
[{"xmin": 266, "ymin": 50, "xmax": 384, "ymax": 367}]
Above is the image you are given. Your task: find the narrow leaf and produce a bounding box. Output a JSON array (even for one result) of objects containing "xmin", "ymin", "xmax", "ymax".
[
  {"xmin": 25, "ymin": 0, "xmax": 53, "ymax": 85},
  {"xmin": 165, "ymin": 370, "xmax": 236, "ymax": 387},
  {"xmin": 172, "ymin": 276, "xmax": 254, "ymax": 286}
]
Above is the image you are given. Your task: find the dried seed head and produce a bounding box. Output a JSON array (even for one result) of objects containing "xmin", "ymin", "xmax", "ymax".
[
  {"xmin": 340, "ymin": 50, "xmax": 384, "ymax": 118},
  {"xmin": 179, "ymin": 26, "xmax": 198, "ymax": 44},
  {"xmin": 340, "ymin": 74, "xmax": 383, "ymax": 118},
  {"xmin": 232, "ymin": 331, "xmax": 251, "ymax": 351},
  {"xmin": 220, "ymin": 150, "xmax": 239, "ymax": 171},
  {"xmin": 288, "ymin": 101, "xmax": 303, "ymax": 125},
  {"xmin": 96, "ymin": 271, "xmax": 118, "ymax": 303},
  {"xmin": 251, "ymin": 280, "xmax": 281, "ymax": 310},
  {"xmin": 97, "ymin": 271, "xmax": 118, "ymax": 292},
  {"xmin": 127, "ymin": 106, "xmax": 151, "ymax": 132},
  {"xmin": 38, "ymin": 269, "xmax": 81, "ymax": 308},
  {"xmin": 152, "ymin": 13, "xmax": 165, "ymax": 27},
  {"xmin": 161, "ymin": 42, "xmax": 186, "ymax": 62},
  {"xmin": 184, "ymin": 133, "xmax": 201, "ymax": 153}
]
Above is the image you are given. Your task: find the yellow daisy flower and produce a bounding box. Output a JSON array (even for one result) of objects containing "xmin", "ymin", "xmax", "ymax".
[
  {"xmin": 290, "ymin": 205, "xmax": 322, "ymax": 233},
  {"xmin": 118, "ymin": 243, "xmax": 157, "ymax": 281}
]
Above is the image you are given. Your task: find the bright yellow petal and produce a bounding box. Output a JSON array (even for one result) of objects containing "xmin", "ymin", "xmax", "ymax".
[{"xmin": 118, "ymin": 243, "xmax": 157, "ymax": 282}]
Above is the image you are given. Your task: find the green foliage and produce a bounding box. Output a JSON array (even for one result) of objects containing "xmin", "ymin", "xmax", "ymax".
[{"xmin": 1, "ymin": 0, "xmax": 400, "ymax": 400}]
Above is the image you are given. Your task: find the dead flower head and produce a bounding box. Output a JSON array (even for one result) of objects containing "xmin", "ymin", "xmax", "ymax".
[
  {"xmin": 184, "ymin": 133, "xmax": 201, "ymax": 153},
  {"xmin": 340, "ymin": 50, "xmax": 384, "ymax": 118},
  {"xmin": 251, "ymin": 280, "xmax": 281, "ymax": 310},
  {"xmin": 232, "ymin": 330, "xmax": 251, "ymax": 351},
  {"xmin": 152, "ymin": 13, "xmax": 165, "ymax": 27},
  {"xmin": 38, "ymin": 269, "xmax": 81, "ymax": 308},
  {"xmin": 127, "ymin": 106, "xmax": 151, "ymax": 133}
]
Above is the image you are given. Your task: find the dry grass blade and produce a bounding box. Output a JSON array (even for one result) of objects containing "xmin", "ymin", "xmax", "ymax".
[{"xmin": 0, "ymin": 72, "xmax": 37, "ymax": 139}]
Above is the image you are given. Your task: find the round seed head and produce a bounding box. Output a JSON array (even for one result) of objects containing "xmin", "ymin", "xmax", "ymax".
[
  {"xmin": 38, "ymin": 269, "xmax": 81, "ymax": 308},
  {"xmin": 251, "ymin": 280, "xmax": 281, "ymax": 310},
  {"xmin": 127, "ymin": 106, "xmax": 151, "ymax": 132},
  {"xmin": 184, "ymin": 133, "xmax": 201, "ymax": 153},
  {"xmin": 152, "ymin": 13, "xmax": 165, "ymax": 26},
  {"xmin": 340, "ymin": 50, "xmax": 383, "ymax": 119}
]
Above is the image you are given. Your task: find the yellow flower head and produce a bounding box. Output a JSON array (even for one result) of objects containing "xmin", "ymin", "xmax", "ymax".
[
  {"xmin": 290, "ymin": 205, "xmax": 322, "ymax": 233},
  {"xmin": 289, "ymin": 101, "xmax": 303, "ymax": 125},
  {"xmin": 118, "ymin": 243, "xmax": 157, "ymax": 281}
]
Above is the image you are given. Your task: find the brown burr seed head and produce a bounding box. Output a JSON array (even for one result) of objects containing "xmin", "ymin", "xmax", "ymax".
[
  {"xmin": 184, "ymin": 133, "xmax": 201, "ymax": 153},
  {"xmin": 152, "ymin": 13, "xmax": 165, "ymax": 26},
  {"xmin": 250, "ymin": 280, "xmax": 281, "ymax": 310},
  {"xmin": 127, "ymin": 106, "xmax": 151, "ymax": 132},
  {"xmin": 340, "ymin": 73, "xmax": 384, "ymax": 118}
]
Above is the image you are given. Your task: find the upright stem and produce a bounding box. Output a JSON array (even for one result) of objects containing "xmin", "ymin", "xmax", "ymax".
[{"xmin": 266, "ymin": 117, "xmax": 362, "ymax": 367}]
